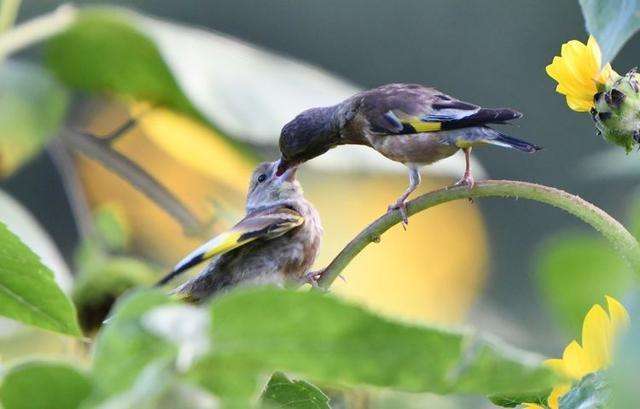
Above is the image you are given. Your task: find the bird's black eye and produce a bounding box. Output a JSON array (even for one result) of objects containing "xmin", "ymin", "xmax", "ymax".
[{"xmin": 257, "ymin": 174, "xmax": 267, "ymax": 183}]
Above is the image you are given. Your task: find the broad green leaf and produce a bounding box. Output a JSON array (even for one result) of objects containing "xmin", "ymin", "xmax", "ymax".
[
  {"xmin": 201, "ymin": 288, "xmax": 556, "ymax": 397},
  {"xmin": 579, "ymin": 0, "xmax": 640, "ymax": 63},
  {"xmin": 0, "ymin": 361, "xmax": 91, "ymax": 409},
  {"xmin": 0, "ymin": 189, "xmax": 72, "ymax": 293},
  {"xmin": 91, "ymin": 290, "xmax": 176, "ymax": 400},
  {"xmin": 559, "ymin": 372, "xmax": 610, "ymax": 409},
  {"xmin": 535, "ymin": 232, "xmax": 633, "ymax": 334},
  {"xmin": 0, "ymin": 221, "xmax": 81, "ymax": 336},
  {"xmin": 0, "ymin": 60, "xmax": 67, "ymax": 177},
  {"xmin": 261, "ymin": 372, "xmax": 330, "ymax": 409}
]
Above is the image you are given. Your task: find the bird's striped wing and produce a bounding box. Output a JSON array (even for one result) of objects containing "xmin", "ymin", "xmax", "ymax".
[
  {"xmin": 362, "ymin": 83, "xmax": 519, "ymax": 135},
  {"xmin": 156, "ymin": 207, "xmax": 304, "ymax": 285}
]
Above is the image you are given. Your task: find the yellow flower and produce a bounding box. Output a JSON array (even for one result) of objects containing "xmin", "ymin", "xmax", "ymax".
[
  {"xmin": 546, "ymin": 36, "xmax": 617, "ymax": 112},
  {"xmin": 523, "ymin": 296, "xmax": 629, "ymax": 409}
]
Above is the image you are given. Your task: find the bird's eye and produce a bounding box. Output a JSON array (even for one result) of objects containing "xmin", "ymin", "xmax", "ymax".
[{"xmin": 257, "ymin": 174, "xmax": 267, "ymax": 183}]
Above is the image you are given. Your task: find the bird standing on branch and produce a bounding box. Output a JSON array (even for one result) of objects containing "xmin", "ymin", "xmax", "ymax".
[
  {"xmin": 277, "ymin": 83, "xmax": 541, "ymax": 224},
  {"xmin": 156, "ymin": 161, "xmax": 322, "ymax": 302}
]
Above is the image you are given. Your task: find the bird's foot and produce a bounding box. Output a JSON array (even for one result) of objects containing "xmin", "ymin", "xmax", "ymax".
[
  {"xmin": 388, "ymin": 201, "xmax": 409, "ymax": 228},
  {"xmin": 453, "ymin": 173, "xmax": 475, "ymax": 203},
  {"xmin": 304, "ymin": 270, "xmax": 322, "ymax": 288},
  {"xmin": 303, "ymin": 269, "xmax": 345, "ymax": 289}
]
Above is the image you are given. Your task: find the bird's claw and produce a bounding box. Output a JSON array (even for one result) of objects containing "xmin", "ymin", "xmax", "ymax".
[
  {"xmin": 304, "ymin": 271, "xmax": 322, "ymax": 288},
  {"xmin": 303, "ymin": 269, "xmax": 345, "ymax": 289},
  {"xmin": 388, "ymin": 202, "xmax": 409, "ymax": 228},
  {"xmin": 453, "ymin": 173, "xmax": 475, "ymax": 203}
]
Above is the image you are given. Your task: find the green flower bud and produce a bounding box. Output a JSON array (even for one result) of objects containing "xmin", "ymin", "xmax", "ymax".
[{"xmin": 592, "ymin": 69, "xmax": 640, "ymax": 152}]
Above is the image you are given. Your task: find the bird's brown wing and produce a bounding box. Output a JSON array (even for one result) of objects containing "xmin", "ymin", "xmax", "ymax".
[
  {"xmin": 156, "ymin": 207, "xmax": 304, "ymax": 285},
  {"xmin": 359, "ymin": 83, "xmax": 519, "ymax": 135}
]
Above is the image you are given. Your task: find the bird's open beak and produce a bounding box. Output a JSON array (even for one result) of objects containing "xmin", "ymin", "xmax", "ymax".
[
  {"xmin": 276, "ymin": 159, "xmax": 298, "ymax": 182},
  {"xmin": 275, "ymin": 158, "xmax": 290, "ymax": 176}
]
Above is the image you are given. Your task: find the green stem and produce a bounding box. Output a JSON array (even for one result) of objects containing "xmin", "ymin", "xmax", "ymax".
[
  {"xmin": 0, "ymin": 4, "xmax": 76, "ymax": 62},
  {"xmin": 318, "ymin": 179, "xmax": 640, "ymax": 289},
  {"xmin": 0, "ymin": 0, "xmax": 21, "ymax": 33}
]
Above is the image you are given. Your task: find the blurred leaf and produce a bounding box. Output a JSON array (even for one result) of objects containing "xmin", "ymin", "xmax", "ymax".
[
  {"xmin": 581, "ymin": 148, "xmax": 640, "ymax": 180},
  {"xmin": 142, "ymin": 304, "xmax": 210, "ymax": 372},
  {"xmin": 0, "ymin": 361, "xmax": 91, "ymax": 409},
  {"xmin": 45, "ymin": 6, "xmax": 477, "ymax": 177},
  {"xmin": 0, "ymin": 60, "xmax": 67, "ymax": 177},
  {"xmin": 627, "ymin": 193, "xmax": 640, "ymax": 240},
  {"xmin": 90, "ymin": 290, "xmax": 176, "ymax": 401},
  {"xmin": 611, "ymin": 294, "xmax": 640, "ymax": 408},
  {"xmin": 132, "ymin": 104, "xmax": 255, "ymax": 186},
  {"xmin": 536, "ymin": 233, "xmax": 633, "ymax": 334},
  {"xmin": 579, "ymin": 0, "xmax": 640, "ymax": 63},
  {"xmin": 72, "ymin": 251, "xmax": 158, "ymax": 334},
  {"xmin": 0, "ymin": 221, "xmax": 81, "ymax": 336},
  {"xmin": 197, "ymin": 288, "xmax": 556, "ymax": 397},
  {"xmin": 93, "ymin": 203, "xmax": 131, "ymax": 252},
  {"xmin": 558, "ymin": 372, "xmax": 610, "ymax": 409},
  {"xmin": 261, "ymin": 372, "xmax": 330, "ymax": 409},
  {"xmin": 0, "ymin": 189, "xmax": 72, "ymax": 292},
  {"xmin": 45, "ymin": 7, "xmax": 354, "ymax": 143},
  {"xmin": 91, "ymin": 359, "xmax": 218, "ymax": 409},
  {"xmin": 489, "ymin": 392, "xmax": 548, "ymax": 408}
]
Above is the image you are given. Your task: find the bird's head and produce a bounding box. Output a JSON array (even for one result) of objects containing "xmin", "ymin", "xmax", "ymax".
[
  {"xmin": 246, "ymin": 161, "xmax": 302, "ymax": 210},
  {"xmin": 277, "ymin": 106, "xmax": 340, "ymax": 175}
]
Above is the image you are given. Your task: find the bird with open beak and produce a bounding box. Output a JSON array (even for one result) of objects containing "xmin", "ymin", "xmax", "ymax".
[
  {"xmin": 156, "ymin": 161, "xmax": 322, "ymax": 302},
  {"xmin": 277, "ymin": 83, "xmax": 541, "ymax": 224}
]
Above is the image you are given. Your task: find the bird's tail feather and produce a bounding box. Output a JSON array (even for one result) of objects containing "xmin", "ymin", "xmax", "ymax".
[{"xmin": 486, "ymin": 132, "xmax": 542, "ymax": 153}]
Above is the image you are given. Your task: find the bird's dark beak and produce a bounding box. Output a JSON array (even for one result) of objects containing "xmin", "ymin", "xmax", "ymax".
[
  {"xmin": 275, "ymin": 158, "xmax": 290, "ymax": 176},
  {"xmin": 276, "ymin": 160, "xmax": 298, "ymax": 182}
]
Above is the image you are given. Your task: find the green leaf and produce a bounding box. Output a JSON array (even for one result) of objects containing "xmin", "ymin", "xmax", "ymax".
[
  {"xmin": 0, "ymin": 361, "xmax": 91, "ymax": 409},
  {"xmin": 201, "ymin": 288, "xmax": 556, "ymax": 397},
  {"xmin": 579, "ymin": 0, "xmax": 640, "ymax": 63},
  {"xmin": 261, "ymin": 372, "xmax": 330, "ymax": 409},
  {"xmin": 0, "ymin": 60, "xmax": 67, "ymax": 177},
  {"xmin": 489, "ymin": 391, "xmax": 548, "ymax": 408},
  {"xmin": 90, "ymin": 290, "xmax": 176, "ymax": 400},
  {"xmin": 535, "ymin": 232, "xmax": 633, "ymax": 334},
  {"xmin": 0, "ymin": 221, "xmax": 81, "ymax": 336},
  {"xmin": 93, "ymin": 203, "xmax": 131, "ymax": 252},
  {"xmin": 559, "ymin": 372, "xmax": 610, "ymax": 409}
]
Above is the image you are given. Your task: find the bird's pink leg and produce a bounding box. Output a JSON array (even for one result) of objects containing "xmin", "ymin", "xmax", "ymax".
[
  {"xmin": 388, "ymin": 167, "xmax": 421, "ymax": 227},
  {"xmin": 454, "ymin": 147, "xmax": 475, "ymax": 188}
]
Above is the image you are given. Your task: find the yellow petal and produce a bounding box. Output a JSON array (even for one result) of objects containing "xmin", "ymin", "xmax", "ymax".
[
  {"xmin": 587, "ymin": 35, "xmax": 602, "ymax": 67},
  {"xmin": 581, "ymin": 304, "xmax": 611, "ymax": 371},
  {"xmin": 548, "ymin": 384, "xmax": 571, "ymax": 409},
  {"xmin": 596, "ymin": 63, "xmax": 618, "ymax": 85},
  {"xmin": 544, "ymin": 358, "xmax": 568, "ymax": 377},
  {"xmin": 562, "ymin": 41, "xmax": 597, "ymax": 87},
  {"xmin": 561, "ymin": 340, "xmax": 589, "ymax": 379},
  {"xmin": 605, "ymin": 295, "xmax": 630, "ymax": 335},
  {"xmin": 565, "ymin": 95, "xmax": 593, "ymax": 112},
  {"xmin": 522, "ymin": 404, "xmax": 546, "ymax": 409}
]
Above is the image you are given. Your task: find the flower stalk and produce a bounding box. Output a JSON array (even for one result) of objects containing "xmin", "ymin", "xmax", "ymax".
[{"xmin": 319, "ymin": 180, "xmax": 640, "ymax": 289}]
